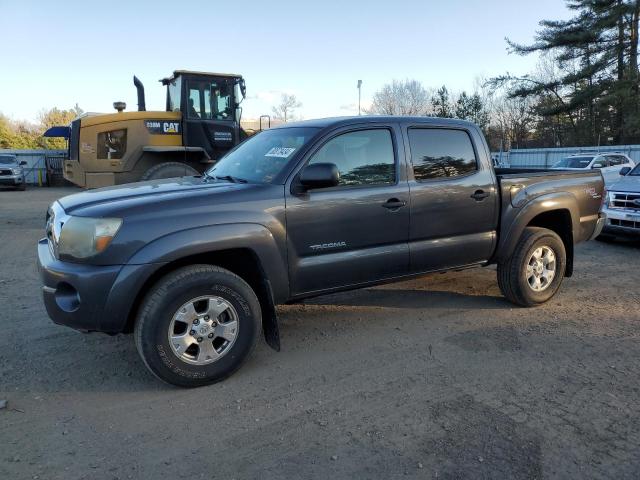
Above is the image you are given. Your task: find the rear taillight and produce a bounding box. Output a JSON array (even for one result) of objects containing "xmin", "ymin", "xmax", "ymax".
[{"xmin": 601, "ymin": 189, "xmax": 608, "ymax": 210}]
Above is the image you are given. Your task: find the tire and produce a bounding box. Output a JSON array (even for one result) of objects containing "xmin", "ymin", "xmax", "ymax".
[
  {"xmin": 134, "ymin": 265, "xmax": 261, "ymax": 387},
  {"xmin": 497, "ymin": 227, "xmax": 566, "ymax": 307},
  {"xmin": 140, "ymin": 162, "xmax": 199, "ymax": 181},
  {"xmin": 17, "ymin": 183, "xmax": 26, "ymax": 191}
]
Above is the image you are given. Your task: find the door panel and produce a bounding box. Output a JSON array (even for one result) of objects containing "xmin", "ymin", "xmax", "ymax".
[
  {"xmin": 286, "ymin": 185, "xmax": 410, "ymax": 293},
  {"xmin": 183, "ymin": 118, "xmax": 238, "ymax": 159},
  {"xmin": 183, "ymin": 77, "xmax": 238, "ymax": 159},
  {"xmin": 405, "ymin": 126, "xmax": 498, "ymax": 273},
  {"xmin": 286, "ymin": 127, "xmax": 410, "ymax": 295}
]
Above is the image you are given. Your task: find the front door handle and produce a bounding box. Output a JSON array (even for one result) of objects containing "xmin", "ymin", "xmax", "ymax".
[
  {"xmin": 382, "ymin": 198, "xmax": 406, "ymax": 210},
  {"xmin": 471, "ymin": 190, "xmax": 490, "ymax": 201}
]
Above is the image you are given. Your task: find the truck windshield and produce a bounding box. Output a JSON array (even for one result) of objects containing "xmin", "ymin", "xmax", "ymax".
[
  {"xmin": 206, "ymin": 127, "xmax": 319, "ymax": 183},
  {"xmin": 0, "ymin": 156, "xmax": 17, "ymax": 164},
  {"xmin": 629, "ymin": 163, "xmax": 640, "ymax": 176},
  {"xmin": 553, "ymin": 156, "xmax": 594, "ymax": 168}
]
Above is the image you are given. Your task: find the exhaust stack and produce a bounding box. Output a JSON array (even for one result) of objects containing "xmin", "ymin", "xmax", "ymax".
[{"xmin": 133, "ymin": 75, "xmax": 146, "ymax": 111}]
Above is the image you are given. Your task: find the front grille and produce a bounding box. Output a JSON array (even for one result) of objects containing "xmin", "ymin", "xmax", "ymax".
[
  {"xmin": 0, "ymin": 169, "xmax": 12, "ymax": 175},
  {"xmin": 610, "ymin": 192, "xmax": 640, "ymax": 211},
  {"xmin": 609, "ymin": 218, "xmax": 640, "ymax": 230}
]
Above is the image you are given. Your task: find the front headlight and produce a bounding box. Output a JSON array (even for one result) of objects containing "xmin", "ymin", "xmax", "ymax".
[
  {"xmin": 58, "ymin": 216, "xmax": 122, "ymax": 259},
  {"xmin": 11, "ymin": 168, "xmax": 21, "ymax": 175}
]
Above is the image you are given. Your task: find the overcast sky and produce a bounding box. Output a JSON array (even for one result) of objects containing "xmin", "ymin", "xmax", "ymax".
[{"xmin": 1, "ymin": 0, "xmax": 571, "ymax": 122}]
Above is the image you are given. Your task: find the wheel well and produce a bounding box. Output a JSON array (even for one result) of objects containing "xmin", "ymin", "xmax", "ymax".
[
  {"xmin": 527, "ymin": 209, "xmax": 574, "ymax": 277},
  {"xmin": 123, "ymin": 248, "xmax": 270, "ymax": 333}
]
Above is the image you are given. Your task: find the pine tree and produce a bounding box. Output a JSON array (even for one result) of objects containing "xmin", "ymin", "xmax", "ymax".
[
  {"xmin": 491, "ymin": 0, "xmax": 640, "ymax": 145},
  {"xmin": 432, "ymin": 86, "xmax": 453, "ymax": 118}
]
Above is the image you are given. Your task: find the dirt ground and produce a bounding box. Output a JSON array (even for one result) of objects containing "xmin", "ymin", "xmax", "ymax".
[{"xmin": 1, "ymin": 186, "xmax": 639, "ymax": 480}]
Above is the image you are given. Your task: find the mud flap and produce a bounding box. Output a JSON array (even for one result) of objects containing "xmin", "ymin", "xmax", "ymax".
[{"xmin": 260, "ymin": 279, "xmax": 280, "ymax": 351}]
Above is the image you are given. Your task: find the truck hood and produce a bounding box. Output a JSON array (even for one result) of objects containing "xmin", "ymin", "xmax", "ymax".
[
  {"xmin": 58, "ymin": 176, "xmax": 247, "ymax": 215},
  {"xmin": 607, "ymin": 175, "xmax": 640, "ymax": 193}
]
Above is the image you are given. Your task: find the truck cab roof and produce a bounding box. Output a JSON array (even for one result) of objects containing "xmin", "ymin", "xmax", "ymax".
[{"xmin": 274, "ymin": 115, "xmax": 477, "ymax": 130}]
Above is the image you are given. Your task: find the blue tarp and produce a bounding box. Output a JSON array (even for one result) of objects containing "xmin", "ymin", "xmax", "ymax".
[{"xmin": 43, "ymin": 126, "xmax": 70, "ymax": 138}]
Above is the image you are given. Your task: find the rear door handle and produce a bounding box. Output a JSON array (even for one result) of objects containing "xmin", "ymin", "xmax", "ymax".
[
  {"xmin": 471, "ymin": 190, "xmax": 490, "ymax": 201},
  {"xmin": 382, "ymin": 198, "xmax": 406, "ymax": 210}
]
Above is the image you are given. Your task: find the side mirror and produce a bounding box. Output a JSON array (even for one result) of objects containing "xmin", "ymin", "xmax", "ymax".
[
  {"xmin": 591, "ymin": 163, "xmax": 605, "ymax": 169},
  {"xmin": 299, "ymin": 163, "xmax": 340, "ymax": 190},
  {"xmin": 19, "ymin": 160, "xmax": 27, "ymax": 166},
  {"xmin": 619, "ymin": 166, "xmax": 631, "ymax": 176}
]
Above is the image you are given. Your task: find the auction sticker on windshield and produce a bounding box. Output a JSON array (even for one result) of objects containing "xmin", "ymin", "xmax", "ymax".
[{"xmin": 265, "ymin": 147, "xmax": 296, "ymax": 158}]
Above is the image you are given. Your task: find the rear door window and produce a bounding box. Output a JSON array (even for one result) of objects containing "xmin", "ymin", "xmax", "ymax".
[
  {"xmin": 408, "ymin": 128, "xmax": 477, "ymax": 180},
  {"xmin": 607, "ymin": 155, "xmax": 626, "ymax": 166}
]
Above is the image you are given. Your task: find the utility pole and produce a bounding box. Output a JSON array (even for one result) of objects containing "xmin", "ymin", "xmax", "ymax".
[{"xmin": 357, "ymin": 80, "xmax": 362, "ymax": 115}]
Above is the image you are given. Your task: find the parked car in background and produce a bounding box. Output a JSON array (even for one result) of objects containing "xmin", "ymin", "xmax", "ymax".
[
  {"xmin": 601, "ymin": 163, "xmax": 640, "ymax": 238},
  {"xmin": 0, "ymin": 154, "xmax": 27, "ymax": 190},
  {"xmin": 552, "ymin": 152, "xmax": 635, "ymax": 185}
]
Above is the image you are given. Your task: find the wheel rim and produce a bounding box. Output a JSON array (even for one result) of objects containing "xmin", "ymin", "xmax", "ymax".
[
  {"xmin": 525, "ymin": 245, "xmax": 556, "ymax": 292},
  {"xmin": 167, "ymin": 295, "xmax": 239, "ymax": 365}
]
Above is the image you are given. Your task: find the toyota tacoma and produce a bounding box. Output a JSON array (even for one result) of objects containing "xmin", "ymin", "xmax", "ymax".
[{"xmin": 38, "ymin": 116, "xmax": 606, "ymax": 387}]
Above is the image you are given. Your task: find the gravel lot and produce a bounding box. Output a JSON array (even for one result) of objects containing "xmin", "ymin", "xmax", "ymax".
[{"xmin": 1, "ymin": 186, "xmax": 639, "ymax": 480}]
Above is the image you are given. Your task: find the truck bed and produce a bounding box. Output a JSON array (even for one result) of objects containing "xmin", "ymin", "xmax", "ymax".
[{"xmin": 493, "ymin": 167, "xmax": 604, "ymax": 246}]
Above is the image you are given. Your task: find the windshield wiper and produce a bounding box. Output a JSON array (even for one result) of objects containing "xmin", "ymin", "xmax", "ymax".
[
  {"xmin": 204, "ymin": 172, "xmax": 248, "ymax": 184},
  {"xmin": 214, "ymin": 174, "xmax": 248, "ymax": 183}
]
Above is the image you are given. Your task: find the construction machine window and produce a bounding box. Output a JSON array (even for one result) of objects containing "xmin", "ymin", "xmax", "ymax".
[
  {"xmin": 167, "ymin": 77, "xmax": 181, "ymax": 112},
  {"xmin": 97, "ymin": 129, "xmax": 127, "ymax": 160},
  {"xmin": 187, "ymin": 79, "xmax": 233, "ymax": 120}
]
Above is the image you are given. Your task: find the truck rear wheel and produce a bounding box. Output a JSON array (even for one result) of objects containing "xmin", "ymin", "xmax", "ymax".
[
  {"xmin": 134, "ymin": 265, "xmax": 261, "ymax": 387},
  {"xmin": 497, "ymin": 227, "xmax": 566, "ymax": 307},
  {"xmin": 140, "ymin": 162, "xmax": 199, "ymax": 181}
]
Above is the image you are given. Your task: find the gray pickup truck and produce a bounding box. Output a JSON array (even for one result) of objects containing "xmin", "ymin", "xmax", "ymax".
[{"xmin": 38, "ymin": 116, "xmax": 605, "ymax": 387}]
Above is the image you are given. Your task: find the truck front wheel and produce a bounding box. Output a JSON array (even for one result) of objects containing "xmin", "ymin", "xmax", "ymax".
[
  {"xmin": 134, "ymin": 265, "xmax": 261, "ymax": 387},
  {"xmin": 497, "ymin": 227, "xmax": 566, "ymax": 307}
]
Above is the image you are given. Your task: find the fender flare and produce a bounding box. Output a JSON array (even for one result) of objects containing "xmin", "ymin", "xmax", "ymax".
[
  {"xmin": 125, "ymin": 223, "xmax": 288, "ymax": 350},
  {"xmin": 495, "ymin": 191, "xmax": 579, "ymax": 265}
]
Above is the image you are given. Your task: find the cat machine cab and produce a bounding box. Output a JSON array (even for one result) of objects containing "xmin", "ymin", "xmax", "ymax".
[{"xmin": 56, "ymin": 71, "xmax": 251, "ymax": 188}]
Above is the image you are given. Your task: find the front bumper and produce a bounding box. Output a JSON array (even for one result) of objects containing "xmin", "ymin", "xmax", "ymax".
[
  {"xmin": 602, "ymin": 207, "xmax": 640, "ymax": 237},
  {"xmin": 0, "ymin": 173, "xmax": 24, "ymax": 186},
  {"xmin": 37, "ymin": 238, "xmax": 163, "ymax": 333}
]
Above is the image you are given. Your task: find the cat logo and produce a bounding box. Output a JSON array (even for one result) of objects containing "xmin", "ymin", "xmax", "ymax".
[
  {"xmin": 144, "ymin": 120, "xmax": 181, "ymax": 135},
  {"xmin": 163, "ymin": 122, "xmax": 179, "ymax": 133}
]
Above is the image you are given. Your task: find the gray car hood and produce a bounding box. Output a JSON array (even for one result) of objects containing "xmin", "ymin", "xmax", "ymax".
[
  {"xmin": 608, "ymin": 175, "xmax": 640, "ymax": 193},
  {"xmin": 57, "ymin": 176, "xmax": 251, "ymax": 216}
]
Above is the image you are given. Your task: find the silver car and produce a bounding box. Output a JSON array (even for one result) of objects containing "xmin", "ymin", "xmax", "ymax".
[
  {"xmin": 0, "ymin": 154, "xmax": 26, "ymax": 190},
  {"xmin": 602, "ymin": 163, "xmax": 640, "ymax": 237}
]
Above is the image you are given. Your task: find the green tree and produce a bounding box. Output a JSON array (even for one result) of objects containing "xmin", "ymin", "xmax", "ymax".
[
  {"xmin": 38, "ymin": 105, "xmax": 83, "ymax": 149},
  {"xmin": 454, "ymin": 92, "xmax": 490, "ymax": 130},
  {"xmin": 492, "ymin": 0, "xmax": 640, "ymax": 145},
  {"xmin": 431, "ymin": 86, "xmax": 453, "ymax": 118},
  {"xmin": 0, "ymin": 105, "xmax": 82, "ymax": 150}
]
